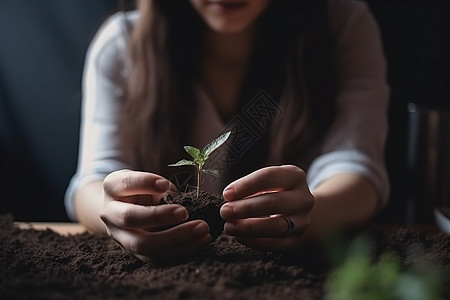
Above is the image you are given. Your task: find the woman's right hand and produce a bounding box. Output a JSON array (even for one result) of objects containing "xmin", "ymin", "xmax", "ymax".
[{"xmin": 100, "ymin": 169, "xmax": 212, "ymax": 262}]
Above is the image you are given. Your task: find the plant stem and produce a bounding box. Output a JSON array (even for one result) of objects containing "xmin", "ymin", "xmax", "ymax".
[{"xmin": 197, "ymin": 166, "xmax": 201, "ymax": 199}]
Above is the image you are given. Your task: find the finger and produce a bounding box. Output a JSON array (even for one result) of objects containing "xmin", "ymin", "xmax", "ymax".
[
  {"xmin": 224, "ymin": 215, "xmax": 309, "ymax": 238},
  {"xmin": 104, "ymin": 174, "xmax": 176, "ymax": 206},
  {"xmin": 104, "ymin": 170, "xmax": 170, "ymax": 198},
  {"xmin": 224, "ymin": 216, "xmax": 286, "ymax": 238},
  {"xmin": 120, "ymin": 193, "xmax": 167, "ymax": 205},
  {"xmin": 160, "ymin": 182, "xmax": 179, "ymax": 203},
  {"xmin": 167, "ymin": 181, "xmax": 178, "ymax": 196},
  {"xmin": 223, "ymin": 165, "xmax": 305, "ymax": 201},
  {"xmin": 100, "ymin": 201, "xmax": 188, "ymax": 229},
  {"xmin": 108, "ymin": 220, "xmax": 210, "ymax": 257},
  {"xmin": 133, "ymin": 233, "xmax": 212, "ymax": 263},
  {"xmin": 220, "ymin": 190, "xmax": 313, "ymax": 220}
]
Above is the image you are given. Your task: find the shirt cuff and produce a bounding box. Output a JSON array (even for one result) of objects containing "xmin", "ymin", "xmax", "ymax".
[
  {"xmin": 64, "ymin": 173, "xmax": 108, "ymax": 221},
  {"xmin": 306, "ymin": 150, "xmax": 390, "ymax": 209}
]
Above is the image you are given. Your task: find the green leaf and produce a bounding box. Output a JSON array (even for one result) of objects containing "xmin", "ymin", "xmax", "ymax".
[
  {"xmin": 184, "ymin": 146, "xmax": 201, "ymax": 160},
  {"xmin": 168, "ymin": 159, "xmax": 195, "ymax": 167},
  {"xmin": 202, "ymin": 168, "xmax": 219, "ymax": 177},
  {"xmin": 202, "ymin": 131, "xmax": 231, "ymax": 158}
]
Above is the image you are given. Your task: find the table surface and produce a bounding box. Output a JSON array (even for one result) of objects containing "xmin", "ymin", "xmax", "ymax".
[{"xmin": 15, "ymin": 222, "xmax": 88, "ymax": 236}]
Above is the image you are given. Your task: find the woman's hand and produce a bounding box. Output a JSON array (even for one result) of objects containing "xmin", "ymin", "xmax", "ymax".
[
  {"xmin": 100, "ymin": 169, "xmax": 212, "ymax": 262},
  {"xmin": 220, "ymin": 165, "xmax": 315, "ymax": 252}
]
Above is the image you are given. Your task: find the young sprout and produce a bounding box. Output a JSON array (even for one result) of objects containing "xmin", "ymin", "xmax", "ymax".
[{"xmin": 169, "ymin": 131, "xmax": 231, "ymax": 198}]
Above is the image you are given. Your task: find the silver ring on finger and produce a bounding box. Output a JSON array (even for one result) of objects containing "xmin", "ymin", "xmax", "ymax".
[{"xmin": 280, "ymin": 215, "xmax": 295, "ymax": 237}]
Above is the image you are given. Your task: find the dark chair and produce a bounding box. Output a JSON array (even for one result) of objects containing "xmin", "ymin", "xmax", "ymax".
[{"xmin": 404, "ymin": 103, "xmax": 450, "ymax": 228}]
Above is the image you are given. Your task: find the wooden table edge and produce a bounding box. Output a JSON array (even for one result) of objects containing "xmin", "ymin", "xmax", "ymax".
[{"xmin": 14, "ymin": 222, "xmax": 88, "ymax": 236}]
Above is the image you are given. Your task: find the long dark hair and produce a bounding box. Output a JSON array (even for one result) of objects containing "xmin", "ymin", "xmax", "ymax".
[{"xmin": 120, "ymin": 0, "xmax": 336, "ymax": 180}]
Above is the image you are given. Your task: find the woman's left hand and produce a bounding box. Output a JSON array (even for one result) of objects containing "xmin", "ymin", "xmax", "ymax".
[{"xmin": 220, "ymin": 165, "xmax": 315, "ymax": 252}]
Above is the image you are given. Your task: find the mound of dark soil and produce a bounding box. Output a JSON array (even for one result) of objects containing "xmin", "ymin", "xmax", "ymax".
[
  {"xmin": 1, "ymin": 214, "xmax": 449, "ymax": 300},
  {"xmin": 163, "ymin": 190, "xmax": 225, "ymax": 240}
]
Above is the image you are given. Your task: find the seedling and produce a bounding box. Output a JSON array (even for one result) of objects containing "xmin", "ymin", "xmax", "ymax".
[{"xmin": 169, "ymin": 131, "xmax": 231, "ymax": 198}]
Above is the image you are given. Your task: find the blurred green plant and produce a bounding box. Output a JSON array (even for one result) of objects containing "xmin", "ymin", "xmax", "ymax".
[
  {"xmin": 169, "ymin": 131, "xmax": 231, "ymax": 198},
  {"xmin": 325, "ymin": 236, "xmax": 443, "ymax": 300}
]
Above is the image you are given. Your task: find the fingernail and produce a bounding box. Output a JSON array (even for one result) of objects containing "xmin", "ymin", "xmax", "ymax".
[
  {"xmin": 220, "ymin": 204, "xmax": 235, "ymax": 219},
  {"xmin": 155, "ymin": 179, "xmax": 169, "ymax": 191},
  {"xmin": 173, "ymin": 207, "xmax": 188, "ymax": 222},
  {"xmin": 223, "ymin": 222, "xmax": 236, "ymax": 235},
  {"xmin": 193, "ymin": 221, "xmax": 210, "ymax": 236},
  {"xmin": 223, "ymin": 187, "xmax": 236, "ymax": 200}
]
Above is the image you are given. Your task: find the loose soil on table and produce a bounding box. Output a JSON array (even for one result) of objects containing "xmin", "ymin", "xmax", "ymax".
[{"xmin": 1, "ymin": 214, "xmax": 450, "ymax": 300}]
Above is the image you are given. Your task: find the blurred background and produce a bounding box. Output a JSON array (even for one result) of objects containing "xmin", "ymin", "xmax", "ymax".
[{"xmin": 0, "ymin": 0, "xmax": 449, "ymax": 224}]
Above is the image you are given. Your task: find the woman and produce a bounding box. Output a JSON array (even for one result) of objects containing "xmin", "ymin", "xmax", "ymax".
[{"xmin": 66, "ymin": 0, "xmax": 390, "ymax": 262}]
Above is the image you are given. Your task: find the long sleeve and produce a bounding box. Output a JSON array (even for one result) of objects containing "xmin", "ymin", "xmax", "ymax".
[
  {"xmin": 306, "ymin": 0, "xmax": 390, "ymax": 208},
  {"xmin": 64, "ymin": 12, "xmax": 136, "ymax": 220}
]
